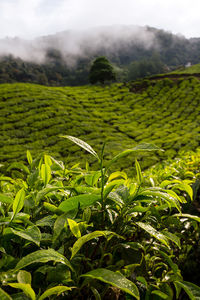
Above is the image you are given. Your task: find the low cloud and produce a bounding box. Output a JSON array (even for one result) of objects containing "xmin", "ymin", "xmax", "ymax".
[{"xmin": 0, "ymin": 25, "xmax": 159, "ymax": 66}]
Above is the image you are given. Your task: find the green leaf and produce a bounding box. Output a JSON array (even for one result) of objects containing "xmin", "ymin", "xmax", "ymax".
[
  {"xmin": 132, "ymin": 143, "xmax": 162, "ymax": 152},
  {"xmin": 103, "ymin": 180, "xmax": 124, "ymax": 199},
  {"xmin": 60, "ymin": 135, "xmax": 99, "ymax": 159},
  {"xmin": 36, "ymin": 215, "xmax": 56, "ymax": 227},
  {"xmin": 151, "ymin": 290, "xmax": 168, "ymax": 299},
  {"xmin": 135, "ymin": 159, "xmax": 143, "ymax": 185},
  {"xmin": 44, "ymin": 154, "xmax": 52, "ymax": 166},
  {"xmin": 136, "ymin": 276, "xmax": 148, "ymax": 288},
  {"xmin": 59, "ymin": 194, "xmax": 101, "ymax": 212},
  {"xmin": 173, "ymin": 213, "xmax": 200, "ymax": 222},
  {"xmin": 0, "ymin": 288, "xmax": 12, "ymax": 300},
  {"xmin": 12, "ymin": 188, "xmax": 25, "ymax": 220},
  {"xmin": 40, "ymin": 164, "xmax": 51, "ymax": 186},
  {"xmin": 108, "ymin": 171, "xmax": 127, "ymax": 181},
  {"xmin": 17, "ymin": 270, "xmax": 32, "ymax": 284},
  {"xmin": 106, "ymin": 150, "xmax": 135, "ymax": 170},
  {"xmin": 161, "ymin": 180, "xmax": 193, "ymax": 201},
  {"xmin": 58, "ymin": 197, "xmax": 79, "ymax": 212},
  {"xmin": 159, "ymin": 251, "xmax": 179, "ymax": 274},
  {"xmin": 7, "ymin": 162, "xmax": 30, "ymax": 175},
  {"xmin": 8, "ymin": 283, "xmax": 36, "ymax": 300},
  {"xmin": 67, "ymin": 218, "xmax": 81, "ymax": 238},
  {"xmin": 175, "ymin": 280, "xmax": 200, "ymax": 300},
  {"xmin": 161, "ymin": 230, "xmax": 181, "ymax": 249},
  {"xmin": 136, "ymin": 222, "xmax": 170, "ymax": 247},
  {"xmin": 106, "ymin": 143, "xmax": 161, "ymax": 170},
  {"xmin": 10, "ymin": 226, "xmax": 41, "ymax": 246},
  {"xmin": 0, "ymin": 194, "xmax": 13, "ymax": 204},
  {"xmin": 36, "ymin": 186, "xmax": 68, "ymax": 203},
  {"xmin": 26, "ymin": 150, "xmax": 32, "ymax": 166},
  {"xmin": 140, "ymin": 189, "xmax": 181, "ymax": 212},
  {"xmin": 82, "ymin": 268, "xmax": 139, "ymax": 299},
  {"xmin": 15, "ymin": 249, "xmax": 73, "ymax": 272},
  {"xmin": 175, "ymin": 183, "xmax": 193, "ymax": 200},
  {"xmin": 174, "ymin": 282, "xmax": 182, "ymax": 299},
  {"xmin": 53, "ymin": 214, "xmax": 67, "ymax": 243},
  {"xmin": 71, "ymin": 231, "xmax": 113, "ymax": 259},
  {"xmin": 38, "ymin": 286, "xmax": 72, "ymax": 300},
  {"xmin": 43, "ymin": 202, "xmax": 61, "ymax": 214},
  {"xmin": 90, "ymin": 287, "xmax": 101, "ymax": 300}
]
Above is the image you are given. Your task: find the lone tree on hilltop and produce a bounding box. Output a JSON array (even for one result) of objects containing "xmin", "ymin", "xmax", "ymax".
[{"xmin": 89, "ymin": 56, "xmax": 116, "ymax": 84}]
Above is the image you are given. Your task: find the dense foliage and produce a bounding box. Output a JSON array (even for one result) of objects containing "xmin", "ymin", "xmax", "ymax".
[
  {"xmin": 0, "ymin": 55, "xmax": 90, "ymax": 87},
  {"xmin": 0, "ymin": 136, "xmax": 200, "ymax": 299},
  {"xmin": 1, "ymin": 26, "xmax": 200, "ymax": 85},
  {"xmin": 0, "ymin": 77, "xmax": 200, "ymax": 170},
  {"xmin": 89, "ymin": 57, "xmax": 116, "ymax": 84}
]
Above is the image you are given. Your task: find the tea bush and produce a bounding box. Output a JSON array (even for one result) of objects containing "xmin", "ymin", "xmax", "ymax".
[
  {"xmin": 0, "ymin": 137, "xmax": 200, "ymax": 299},
  {"xmin": 1, "ymin": 78, "xmax": 200, "ymax": 171}
]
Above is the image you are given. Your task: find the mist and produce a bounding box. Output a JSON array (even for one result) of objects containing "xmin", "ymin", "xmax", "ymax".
[{"xmin": 0, "ymin": 25, "xmax": 160, "ymax": 66}]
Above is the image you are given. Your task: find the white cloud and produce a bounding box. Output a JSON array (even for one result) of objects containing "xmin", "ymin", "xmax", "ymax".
[{"xmin": 0, "ymin": 0, "xmax": 200, "ymax": 38}]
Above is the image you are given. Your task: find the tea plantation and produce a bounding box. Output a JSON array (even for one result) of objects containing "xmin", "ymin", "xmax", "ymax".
[
  {"xmin": 0, "ymin": 76, "xmax": 200, "ymax": 169},
  {"xmin": 1, "ymin": 76, "xmax": 200, "ymax": 299}
]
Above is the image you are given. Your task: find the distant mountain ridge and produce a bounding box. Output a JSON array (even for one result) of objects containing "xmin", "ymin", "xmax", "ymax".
[{"xmin": 0, "ymin": 25, "xmax": 200, "ymax": 85}]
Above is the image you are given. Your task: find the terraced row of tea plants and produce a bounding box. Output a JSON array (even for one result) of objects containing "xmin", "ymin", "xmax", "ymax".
[
  {"xmin": 0, "ymin": 138, "xmax": 200, "ymax": 299},
  {"xmin": 0, "ymin": 76, "xmax": 200, "ymax": 170}
]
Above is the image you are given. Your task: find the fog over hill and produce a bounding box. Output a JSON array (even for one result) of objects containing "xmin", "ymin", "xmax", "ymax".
[
  {"xmin": 0, "ymin": 25, "xmax": 159, "ymax": 65},
  {"xmin": 1, "ymin": 25, "xmax": 200, "ymax": 85}
]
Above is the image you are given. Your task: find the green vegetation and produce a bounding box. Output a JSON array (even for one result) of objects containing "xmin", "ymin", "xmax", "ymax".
[
  {"xmin": 89, "ymin": 57, "xmax": 116, "ymax": 84},
  {"xmin": 127, "ymin": 53, "xmax": 165, "ymax": 80},
  {"xmin": 2, "ymin": 26, "xmax": 200, "ymax": 86},
  {"xmin": 173, "ymin": 63, "xmax": 200, "ymax": 74},
  {"xmin": 0, "ymin": 137, "xmax": 200, "ymax": 299},
  {"xmin": 1, "ymin": 77, "xmax": 200, "ymax": 170}
]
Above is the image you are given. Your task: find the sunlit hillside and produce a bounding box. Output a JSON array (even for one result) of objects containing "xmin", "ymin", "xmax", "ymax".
[{"xmin": 0, "ymin": 76, "xmax": 200, "ymax": 169}]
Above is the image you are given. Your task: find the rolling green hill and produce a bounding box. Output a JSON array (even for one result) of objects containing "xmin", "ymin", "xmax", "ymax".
[
  {"xmin": 173, "ymin": 62, "xmax": 200, "ymax": 74},
  {"xmin": 0, "ymin": 76, "xmax": 200, "ymax": 169}
]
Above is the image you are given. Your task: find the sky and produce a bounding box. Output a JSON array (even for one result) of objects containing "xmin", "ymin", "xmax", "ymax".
[{"xmin": 0, "ymin": 0, "xmax": 200, "ymax": 39}]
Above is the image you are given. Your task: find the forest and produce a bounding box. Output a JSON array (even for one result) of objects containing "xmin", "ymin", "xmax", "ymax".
[{"xmin": 1, "ymin": 26, "xmax": 200, "ymax": 86}]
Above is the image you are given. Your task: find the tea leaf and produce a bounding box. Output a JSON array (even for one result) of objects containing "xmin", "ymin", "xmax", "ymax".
[
  {"xmin": 135, "ymin": 159, "xmax": 143, "ymax": 185},
  {"xmin": 15, "ymin": 249, "xmax": 73, "ymax": 272},
  {"xmin": 12, "ymin": 188, "xmax": 25, "ymax": 220},
  {"xmin": 140, "ymin": 189, "xmax": 181, "ymax": 212},
  {"xmin": 40, "ymin": 163, "xmax": 51, "ymax": 186},
  {"xmin": 151, "ymin": 290, "xmax": 168, "ymax": 299},
  {"xmin": 106, "ymin": 143, "xmax": 161, "ymax": 170},
  {"xmin": 82, "ymin": 268, "xmax": 139, "ymax": 299},
  {"xmin": 0, "ymin": 194, "xmax": 13, "ymax": 204},
  {"xmin": 173, "ymin": 213, "xmax": 200, "ymax": 223},
  {"xmin": 10, "ymin": 226, "xmax": 41, "ymax": 246},
  {"xmin": 38, "ymin": 286, "xmax": 72, "ymax": 300},
  {"xmin": 8, "ymin": 283, "xmax": 36, "ymax": 300},
  {"xmin": 17, "ymin": 270, "xmax": 32, "ymax": 284},
  {"xmin": 59, "ymin": 194, "xmax": 101, "ymax": 212},
  {"xmin": 71, "ymin": 231, "xmax": 113, "ymax": 259},
  {"xmin": 0, "ymin": 288, "xmax": 12, "ymax": 300},
  {"xmin": 53, "ymin": 214, "xmax": 67, "ymax": 243},
  {"xmin": 7, "ymin": 162, "xmax": 30, "ymax": 175},
  {"xmin": 67, "ymin": 218, "xmax": 81, "ymax": 238},
  {"xmin": 26, "ymin": 150, "xmax": 32, "ymax": 166},
  {"xmin": 161, "ymin": 230, "xmax": 181, "ymax": 249},
  {"xmin": 175, "ymin": 280, "xmax": 200, "ymax": 300},
  {"xmin": 136, "ymin": 222, "xmax": 170, "ymax": 247},
  {"xmin": 60, "ymin": 135, "xmax": 99, "ymax": 159}
]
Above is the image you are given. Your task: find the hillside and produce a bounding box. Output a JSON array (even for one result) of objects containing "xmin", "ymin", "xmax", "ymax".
[
  {"xmin": 1, "ymin": 76, "xmax": 200, "ymax": 170},
  {"xmin": 173, "ymin": 62, "xmax": 200, "ymax": 74},
  {"xmin": 1, "ymin": 25, "xmax": 200, "ymax": 85}
]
